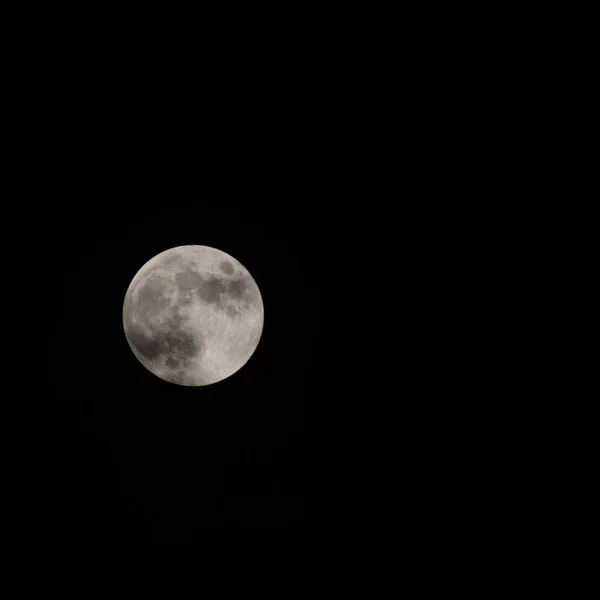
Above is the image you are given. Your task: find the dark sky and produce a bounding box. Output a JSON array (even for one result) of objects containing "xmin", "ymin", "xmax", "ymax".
[{"xmin": 45, "ymin": 210, "xmax": 320, "ymax": 541}]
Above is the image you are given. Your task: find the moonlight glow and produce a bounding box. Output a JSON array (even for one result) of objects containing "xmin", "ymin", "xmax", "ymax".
[{"xmin": 123, "ymin": 245, "xmax": 264, "ymax": 386}]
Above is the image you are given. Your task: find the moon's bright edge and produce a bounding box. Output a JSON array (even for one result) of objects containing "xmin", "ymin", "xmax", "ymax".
[{"xmin": 123, "ymin": 245, "xmax": 264, "ymax": 386}]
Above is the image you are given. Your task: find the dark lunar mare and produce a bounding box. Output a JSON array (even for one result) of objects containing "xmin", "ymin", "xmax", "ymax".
[
  {"xmin": 136, "ymin": 274, "xmax": 171, "ymax": 315},
  {"xmin": 196, "ymin": 276, "xmax": 229, "ymax": 304},
  {"xmin": 125, "ymin": 295, "xmax": 203, "ymax": 367},
  {"xmin": 124, "ymin": 271, "xmax": 204, "ymax": 367},
  {"xmin": 219, "ymin": 260, "xmax": 234, "ymax": 274},
  {"xmin": 228, "ymin": 278, "xmax": 247, "ymax": 299},
  {"xmin": 125, "ymin": 324, "xmax": 200, "ymax": 364},
  {"xmin": 175, "ymin": 270, "xmax": 204, "ymax": 291},
  {"xmin": 196, "ymin": 275, "xmax": 250, "ymax": 306}
]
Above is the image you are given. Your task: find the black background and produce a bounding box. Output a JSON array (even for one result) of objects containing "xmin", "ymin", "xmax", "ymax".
[{"xmin": 44, "ymin": 207, "xmax": 320, "ymax": 541}]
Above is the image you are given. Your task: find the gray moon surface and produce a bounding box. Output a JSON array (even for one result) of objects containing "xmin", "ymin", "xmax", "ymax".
[{"xmin": 123, "ymin": 245, "xmax": 264, "ymax": 386}]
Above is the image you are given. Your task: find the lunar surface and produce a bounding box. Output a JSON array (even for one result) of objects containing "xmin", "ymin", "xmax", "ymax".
[{"xmin": 123, "ymin": 245, "xmax": 264, "ymax": 386}]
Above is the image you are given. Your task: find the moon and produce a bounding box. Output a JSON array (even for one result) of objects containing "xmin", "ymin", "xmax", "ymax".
[{"xmin": 123, "ymin": 245, "xmax": 264, "ymax": 386}]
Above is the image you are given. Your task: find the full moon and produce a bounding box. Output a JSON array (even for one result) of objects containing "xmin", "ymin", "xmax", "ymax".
[{"xmin": 123, "ymin": 245, "xmax": 264, "ymax": 386}]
